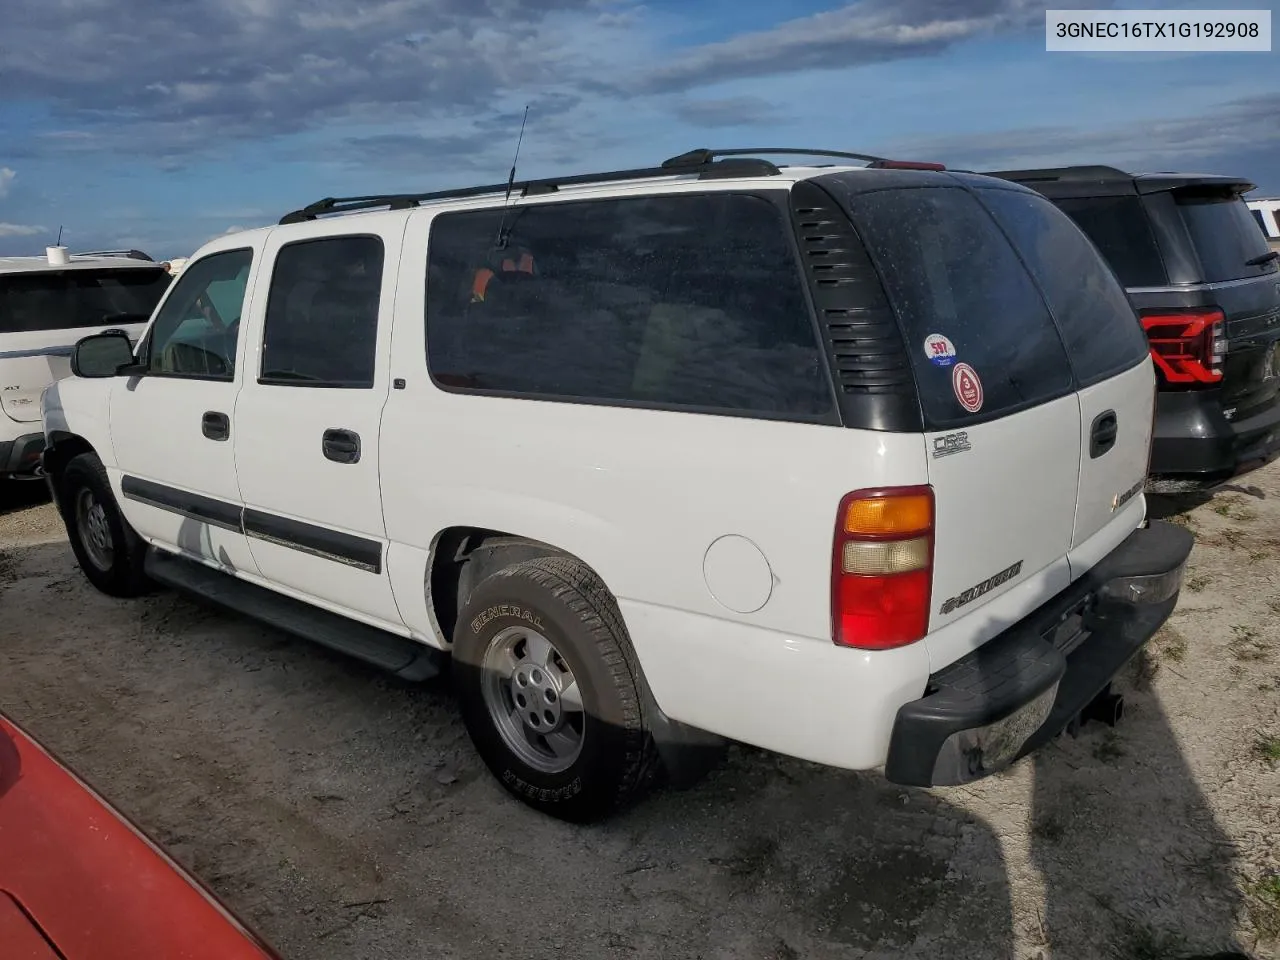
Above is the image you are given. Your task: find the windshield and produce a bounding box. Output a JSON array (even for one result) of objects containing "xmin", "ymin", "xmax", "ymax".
[
  {"xmin": 1175, "ymin": 191, "xmax": 1279, "ymax": 283},
  {"xmin": 0, "ymin": 267, "xmax": 172, "ymax": 334}
]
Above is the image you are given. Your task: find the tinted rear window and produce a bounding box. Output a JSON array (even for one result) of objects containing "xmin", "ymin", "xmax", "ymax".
[
  {"xmin": 1052, "ymin": 195, "xmax": 1167, "ymax": 288},
  {"xmin": 1175, "ymin": 191, "xmax": 1279, "ymax": 282},
  {"xmin": 979, "ymin": 188, "xmax": 1149, "ymax": 386},
  {"xmin": 0, "ymin": 268, "xmax": 171, "ymax": 333},
  {"xmin": 843, "ymin": 186, "xmax": 1073, "ymax": 428},
  {"xmin": 424, "ymin": 192, "xmax": 834, "ymax": 420}
]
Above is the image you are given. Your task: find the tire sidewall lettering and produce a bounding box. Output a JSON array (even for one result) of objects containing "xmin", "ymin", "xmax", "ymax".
[{"xmin": 470, "ymin": 603, "xmax": 544, "ymax": 635}]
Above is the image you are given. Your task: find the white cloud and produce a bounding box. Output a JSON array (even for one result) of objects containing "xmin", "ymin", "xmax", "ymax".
[
  {"xmin": 0, "ymin": 168, "xmax": 14, "ymax": 199},
  {"xmin": 0, "ymin": 222, "xmax": 44, "ymax": 237}
]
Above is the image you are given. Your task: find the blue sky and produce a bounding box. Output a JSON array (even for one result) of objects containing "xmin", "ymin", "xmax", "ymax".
[{"xmin": 0, "ymin": 0, "xmax": 1276, "ymax": 258}]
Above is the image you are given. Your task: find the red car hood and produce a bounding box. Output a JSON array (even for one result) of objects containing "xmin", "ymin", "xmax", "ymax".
[{"xmin": 0, "ymin": 714, "xmax": 279, "ymax": 959}]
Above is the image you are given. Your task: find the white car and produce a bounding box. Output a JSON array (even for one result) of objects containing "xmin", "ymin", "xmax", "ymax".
[
  {"xmin": 41, "ymin": 148, "xmax": 1193, "ymax": 821},
  {"xmin": 1248, "ymin": 197, "xmax": 1280, "ymax": 251},
  {"xmin": 0, "ymin": 248, "xmax": 170, "ymax": 480}
]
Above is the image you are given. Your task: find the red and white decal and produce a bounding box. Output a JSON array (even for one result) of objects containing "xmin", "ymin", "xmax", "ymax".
[
  {"xmin": 922, "ymin": 333, "xmax": 957, "ymax": 367},
  {"xmin": 951, "ymin": 363, "xmax": 983, "ymax": 413}
]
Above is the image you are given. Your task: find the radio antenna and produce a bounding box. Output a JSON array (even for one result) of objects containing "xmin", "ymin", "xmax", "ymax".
[{"xmin": 494, "ymin": 104, "xmax": 530, "ymax": 250}]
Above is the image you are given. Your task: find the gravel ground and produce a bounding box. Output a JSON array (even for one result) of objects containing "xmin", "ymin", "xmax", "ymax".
[{"xmin": 1, "ymin": 472, "xmax": 1277, "ymax": 960}]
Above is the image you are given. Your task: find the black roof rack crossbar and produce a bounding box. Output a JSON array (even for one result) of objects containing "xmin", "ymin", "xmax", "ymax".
[
  {"xmin": 278, "ymin": 154, "xmax": 782, "ymax": 224},
  {"xmin": 661, "ymin": 147, "xmax": 894, "ymax": 168},
  {"xmin": 73, "ymin": 249, "xmax": 154, "ymax": 261},
  {"xmin": 983, "ymin": 165, "xmax": 1131, "ymax": 183}
]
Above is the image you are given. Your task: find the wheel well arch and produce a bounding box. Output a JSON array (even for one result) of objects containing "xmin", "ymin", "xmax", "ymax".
[
  {"xmin": 42, "ymin": 431, "xmax": 96, "ymax": 490},
  {"xmin": 426, "ymin": 526, "xmax": 575, "ymax": 647},
  {"xmin": 426, "ymin": 525, "xmax": 728, "ymax": 786}
]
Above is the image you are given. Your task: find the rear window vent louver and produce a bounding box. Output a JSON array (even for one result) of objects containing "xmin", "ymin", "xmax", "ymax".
[{"xmin": 790, "ymin": 182, "xmax": 914, "ymax": 401}]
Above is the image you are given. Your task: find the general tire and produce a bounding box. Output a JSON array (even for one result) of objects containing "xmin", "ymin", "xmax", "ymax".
[
  {"xmin": 58, "ymin": 453, "xmax": 151, "ymax": 597},
  {"xmin": 453, "ymin": 556, "xmax": 659, "ymax": 822}
]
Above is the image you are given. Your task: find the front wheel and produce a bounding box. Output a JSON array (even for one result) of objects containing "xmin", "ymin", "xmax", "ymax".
[
  {"xmin": 453, "ymin": 556, "xmax": 659, "ymax": 822},
  {"xmin": 58, "ymin": 453, "xmax": 151, "ymax": 597}
]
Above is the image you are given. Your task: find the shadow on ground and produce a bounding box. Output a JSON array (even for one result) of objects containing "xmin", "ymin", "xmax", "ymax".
[
  {"xmin": 0, "ymin": 537, "xmax": 1264, "ymax": 959},
  {"xmin": 0, "ymin": 480, "xmax": 50, "ymax": 518}
]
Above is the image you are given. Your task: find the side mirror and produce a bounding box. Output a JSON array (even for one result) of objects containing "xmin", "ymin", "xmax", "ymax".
[{"xmin": 71, "ymin": 332, "xmax": 136, "ymax": 378}]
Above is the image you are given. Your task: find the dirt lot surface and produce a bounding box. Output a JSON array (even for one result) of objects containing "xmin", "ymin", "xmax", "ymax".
[{"xmin": 1, "ymin": 473, "xmax": 1278, "ymax": 960}]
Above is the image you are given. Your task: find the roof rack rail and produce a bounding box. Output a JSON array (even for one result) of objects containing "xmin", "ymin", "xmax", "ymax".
[
  {"xmin": 278, "ymin": 147, "xmax": 948, "ymax": 224},
  {"xmin": 278, "ymin": 153, "xmax": 782, "ymax": 224},
  {"xmin": 73, "ymin": 249, "xmax": 154, "ymax": 262},
  {"xmin": 661, "ymin": 147, "xmax": 944, "ymax": 171},
  {"xmin": 984, "ymin": 165, "xmax": 1130, "ymax": 183}
]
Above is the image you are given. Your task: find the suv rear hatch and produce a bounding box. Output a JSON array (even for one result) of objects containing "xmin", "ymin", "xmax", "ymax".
[
  {"xmin": 1047, "ymin": 180, "xmax": 1280, "ymax": 465},
  {"xmin": 1153, "ymin": 185, "xmax": 1280, "ymax": 423},
  {"xmin": 810, "ymin": 173, "xmax": 1153, "ymax": 668},
  {"xmin": 0, "ymin": 267, "xmax": 170, "ymax": 422}
]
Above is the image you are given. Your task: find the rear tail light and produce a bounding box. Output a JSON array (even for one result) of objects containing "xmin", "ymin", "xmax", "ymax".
[
  {"xmin": 867, "ymin": 159, "xmax": 947, "ymax": 171},
  {"xmin": 831, "ymin": 486, "xmax": 934, "ymax": 650},
  {"xmin": 1139, "ymin": 308, "xmax": 1226, "ymax": 386}
]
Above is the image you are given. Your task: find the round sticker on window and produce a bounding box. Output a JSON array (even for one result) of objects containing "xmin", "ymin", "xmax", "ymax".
[
  {"xmin": 923, "ymin": 333, "xmax": 957, "ymax": 367},
  {"xmin": 951, "ymin": 363, "xmax": 984, "ymax": 413}
]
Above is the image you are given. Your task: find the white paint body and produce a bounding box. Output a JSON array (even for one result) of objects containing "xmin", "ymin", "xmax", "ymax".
[{"xmin": 42, "ymin": 170, "xmax": 1155, "ymax": 772}]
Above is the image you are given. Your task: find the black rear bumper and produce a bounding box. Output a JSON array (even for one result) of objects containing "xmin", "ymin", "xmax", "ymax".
[
  {"xmin": 1149, "ymin": 387, "xmax": 1280, "ymax": 483},
  {"xmin": 885, "ymin": 520, "xmax": 1194, "ymax": 787},
  {"xmin": 0, "ymin": 432, "xmax": 45, "ymax": 477}
]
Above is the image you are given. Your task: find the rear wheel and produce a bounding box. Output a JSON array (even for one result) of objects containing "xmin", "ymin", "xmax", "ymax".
[
  {"xmin": 58, "ymin": 453, "xmax": 151, "ymax": 597},
  {"xmin": 453, "ymin": 556, "xmax": 658, "ymax": 822}
]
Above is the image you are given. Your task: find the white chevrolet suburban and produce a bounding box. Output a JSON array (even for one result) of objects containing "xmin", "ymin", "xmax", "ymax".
[
  {"xmin": 0, "ymin": 248, "xmax": 169, "ymax": 480},
  {"xmin": 41, "ymin": 149, "xmax": 1193, "ymax": 822}
]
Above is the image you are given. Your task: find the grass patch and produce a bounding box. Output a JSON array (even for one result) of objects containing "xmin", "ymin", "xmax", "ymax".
[
  {"xmin": 1249, "ymin": 549, "xmax": 1273, "ymax": 564},
  {"xmin": 1222, "ymin": 528, "xmax": 1246, "ymax": 548},
  {"xmin": 1131, "ymin": 650, "xmax": 1161, "ymax": 690},
  {"xmin": 1154, "ymin": 627, "xmax": 1189, "ymax": 664},
  {"xmin": 1254, "ymin": 736, "xmax": 1280, "ymax": 768},
  {"xmin": 1231, "ymin": 624, "xmax": 1272, "ymax": 662},
  {"xmin": 1185, "ymin": 574, "xmax": 1211, "ymax": 592},
  {"xmin": 1093, "ymin": 731, "xmax": 1125, "ymax": 764},
  {"xmin": 1246, "ymin": 874, "xmax": 1280, "ymax": 943}
]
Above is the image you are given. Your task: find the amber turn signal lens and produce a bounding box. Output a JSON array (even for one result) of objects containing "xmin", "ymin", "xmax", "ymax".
[{"xmin": 843, "ymin": 494, "xmax": 932, "ymax": 536}]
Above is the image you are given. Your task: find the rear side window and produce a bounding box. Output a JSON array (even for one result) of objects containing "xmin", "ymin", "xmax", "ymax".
[
  {"xmin": 1052, "ymin": 196, "xmax": 1167, "ymax": 288},
  {"xmin": 979, "ymin": 188, "xmax": 1149, "ymax": 386},
  {"xmin": 260, "ymin": 236, "xmax": 384, "ymax": 388},
  {"xmin": 0, "ymin": 268, "xmax": 170, "ymax": 333},
  {"xmin": 424, "ymin": 193, "xmax": 833, "ymax": 420},
  {"xmin": 843, "ymin": 186, "xmax": 1073, "ymax": 428},
  {"xmin": 1175, "ymin": 192, "xmax": 1279, "ymax": 283}
]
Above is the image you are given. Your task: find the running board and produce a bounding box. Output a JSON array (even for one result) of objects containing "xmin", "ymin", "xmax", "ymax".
[{"xmin": 144, "ymin": 549, "xmax": 445, "ymax": 681}]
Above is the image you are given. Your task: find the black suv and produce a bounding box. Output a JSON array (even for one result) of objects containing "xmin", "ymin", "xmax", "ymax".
[{"xmin": 989, "ymin": 165, "xmax": 1280, "ymax": 488}]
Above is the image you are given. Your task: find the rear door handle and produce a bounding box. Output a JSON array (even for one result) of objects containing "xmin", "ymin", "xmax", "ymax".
[
  {"xmin": 1090, "ymin": 410, "xmax": 1118, "ymax": 459},
  {"xmin": 322, "ymin": 428, "xmax": 361, "ymax": 464},
  {"xmin": 202, "ymin": 411, "xmax": 230, "ymax": 441}
]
